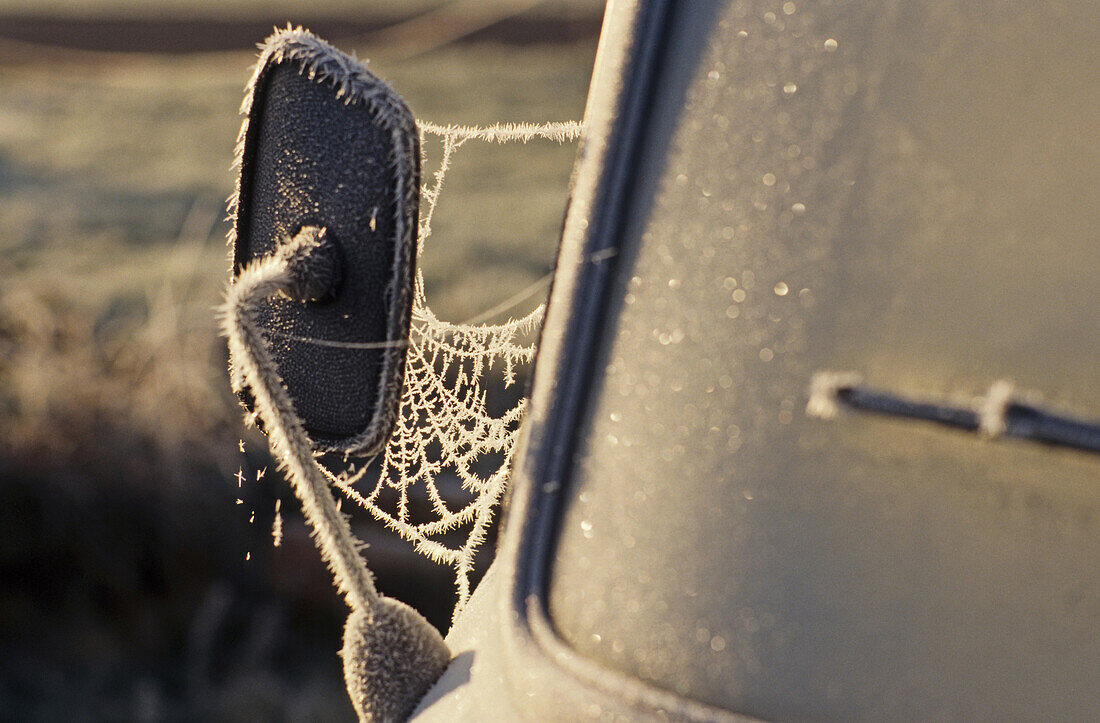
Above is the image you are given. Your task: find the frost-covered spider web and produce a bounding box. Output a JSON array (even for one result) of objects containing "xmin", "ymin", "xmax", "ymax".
[{"xmin": 318, "ymin": 119, "xmax": 582, "ymax": 615}]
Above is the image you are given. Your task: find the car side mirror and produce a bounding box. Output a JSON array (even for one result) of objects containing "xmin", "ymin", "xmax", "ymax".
[{"xmin": 229, "ymin": 28, "xmax": 419, "ymax": 456}]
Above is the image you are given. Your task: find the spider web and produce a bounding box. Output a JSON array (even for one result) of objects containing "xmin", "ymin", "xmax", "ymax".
[{"xmin": 318, "ymin": 120, "xmax": 582, "ymax": 616}]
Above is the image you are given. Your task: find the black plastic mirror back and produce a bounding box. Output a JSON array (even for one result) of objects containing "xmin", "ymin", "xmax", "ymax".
[{"xmin": 231, "ymin": 28, "xmax": 419, "ymax": 455}]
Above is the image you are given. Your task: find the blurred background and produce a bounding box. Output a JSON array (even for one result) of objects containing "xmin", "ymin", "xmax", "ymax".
[{"xmin": 0, "ymin": 1, "xmax": 601, "ymax": 719}]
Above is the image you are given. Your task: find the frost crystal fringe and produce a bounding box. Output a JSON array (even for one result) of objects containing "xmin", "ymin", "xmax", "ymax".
[{"xmin": 418, "ymin": 119, "xmax": 583, "ymax": 144}]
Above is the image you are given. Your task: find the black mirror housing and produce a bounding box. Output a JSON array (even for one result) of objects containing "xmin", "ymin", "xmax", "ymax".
[{"xmin": 229, "ymin": 28, "xmax": 419, "ymax": 456}]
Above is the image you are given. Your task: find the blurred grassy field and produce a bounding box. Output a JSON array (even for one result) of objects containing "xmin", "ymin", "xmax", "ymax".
[
  {"xmin": 0, "ymin": 38, "xmax": 592, "ymax": 476},
  {"xmin": 0, "ymin": 2, "xmax": 598, "ymax": 487},
  {"xmin": 0, "ymin": 4, "xmax": 599, "ymax": 718}
]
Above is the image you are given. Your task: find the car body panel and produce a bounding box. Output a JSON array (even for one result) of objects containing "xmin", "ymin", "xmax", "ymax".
[{"xmin": 415, "ymin": 1, "xmax": 1100, "ymax": 719}]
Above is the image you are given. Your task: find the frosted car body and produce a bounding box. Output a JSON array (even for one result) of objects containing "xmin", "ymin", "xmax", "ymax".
[{"xmin": 413, "ymin": 0, "xmax": 1100, "ymax": 720}]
